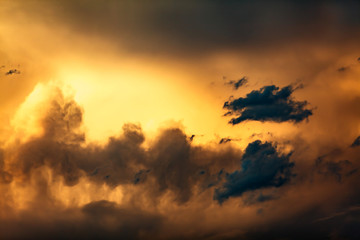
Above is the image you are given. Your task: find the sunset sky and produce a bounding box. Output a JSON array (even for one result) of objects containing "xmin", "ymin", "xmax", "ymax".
[{"xmin": 1, "ymin": 1, "xmax": 360, "ymax": 239}]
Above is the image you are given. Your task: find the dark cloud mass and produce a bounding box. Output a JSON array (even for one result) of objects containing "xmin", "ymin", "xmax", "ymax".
[
  {"xmin": 0, "ymin": 200, "xmax": 163, "ymax": 240},
  {"xmin": 223, "ymin": 85, "xmax": 313, "ymax": 124},
  {"xmin": 13, "ymin": 0, "xmax": 360, "ymax": 57},
  {"xmin": 214, "ymin": 140, "xmax": 294, "ymax": 203}
]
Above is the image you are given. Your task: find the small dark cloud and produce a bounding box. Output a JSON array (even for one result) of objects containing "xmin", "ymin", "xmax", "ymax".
[
  {"xmin": 214, "ymin": 140, "xmax": 294, "ymax": 203},
  {"xmin": 316, "ymin": 157, "xmax": 355, "ymax": 182},
  {"xmin": 133, "ymin": 169, "xmax": 150, "ymax": 184},
  {"xmin": 225, "ymin": 77, "xmax": 248, "ymax": 90},
  {"xmin": 223, "ymin": 85, "xmax": 313, "ymax": 124},
  {"xmin": 219, "ymin": 138, "xmax": 232, "ymax": 144},
  {"xmin": 337, "ymin": 66, "xmax": 349, "ymax": 72},
  {"xmin": 189, "ymin": 134, "xmax": 195, "ymax": 141},
  {"xmin": 351, "ymin": 136, "xmax": 360, "ymax": 148},
  {"xmin": 357, "ymin": 57, "xmax": 360, "ymax": 62},
  {"xmin": 243, "ymin": 192, "xmax": 277, "ymax": 205},
  {"xmin": 219, "ymin": 137, "xmax": 240, "ymax": 144},
  {"xmin": 5, "ymin": 69, "xmax": 20, "ymax": 75},
  {"xmin": 199, "ymin": 170, "xmax": 206, "ymax": 175}
]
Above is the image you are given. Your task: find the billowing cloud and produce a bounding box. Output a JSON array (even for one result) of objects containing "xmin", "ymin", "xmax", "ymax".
[
  {"xmin": 6, "ymin": 89, "xmax": 244, "ymax": 205},
  {"xmin": 223, "ymin": 85, "xmax": 313, "ymax": 124}
]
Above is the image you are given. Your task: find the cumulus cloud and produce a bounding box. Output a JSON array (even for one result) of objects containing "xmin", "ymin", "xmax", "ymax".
[
  {"xmin": 223, "ymin": 85, "xmax": 313, "ymax": 124},
  {"xmin": 214, "ymin": 140, "xmax": 294, "ymax": 203},
  {"xmin": 4, "ymin": 89, "xmax": 245, "ymax": 205}
]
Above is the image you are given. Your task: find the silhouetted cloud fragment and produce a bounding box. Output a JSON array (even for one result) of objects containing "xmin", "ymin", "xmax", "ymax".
[
  {"xmin": 189, "ymin": 134, "xmax": 195, "ymax": 141},
  {"xmin": 219, "ymin": 138, "xmax": 232, "ymax": 144},
  {"xmin": 223, "ymin": 85, "xmax": 312, "ymax": 124},
  {"xmin": 5, "ymin": 69, "xmax": 20, "ymax": 75},
  {"xmin": 226, "ymin": 77, "xmax": 248, "ymax": 90}
]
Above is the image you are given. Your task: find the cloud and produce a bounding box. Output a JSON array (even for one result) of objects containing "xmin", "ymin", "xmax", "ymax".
[
  {"xmin": 5, "ymin": 69, "xmax": 20, "ymax": 75},
  {"xmin": 6, "ymin": 89, "xmax": 243, "ymax": 205},
  {"xmin": 0, "ymin": 149, "xmax": 12, "ymax": 184},
  {"xmin": 337, "ymin": 66, "xmax": 349, "ymax": 72},
  {"xmin": 351, "ymin": 136, "xmax": 360, "ymax": 148},
  {"xmin": 223, "ymin": 85, "xmax": 313, "ymax": 124},
  {"xmin": 225, "ymin": 77, "xmax": 248, "ymax": 90},
  {"xmin": 214, "ymin": 140, "xmax": 294, "ymax": 203},
  {"xmin": 6, "ymin": 0, "xmax": 360, "ymax": 57},
  {"xmin": 219, "ymin": 138, "xmax": 232, "ymax": 144},
  {"xmin": 0, "ymin": 200, "xmax": 164, "ymax": 240},
  {"xmin": 316, "ymin": 156, "xmax": 357, "ymax": 182}
]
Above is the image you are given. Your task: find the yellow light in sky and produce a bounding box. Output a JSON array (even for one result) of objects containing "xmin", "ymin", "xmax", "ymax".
[{"xmin": 55, "ymin": 59, "xmax": 224, "ymax": 144}]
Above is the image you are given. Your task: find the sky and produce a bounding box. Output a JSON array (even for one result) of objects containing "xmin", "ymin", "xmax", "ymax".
[{"xmin": 0, "ymin": 0, "xmax": 360, "ymax": 239}]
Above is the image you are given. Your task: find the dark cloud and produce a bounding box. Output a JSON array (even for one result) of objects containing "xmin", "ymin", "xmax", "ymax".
[
  {"xmin": 219, "ymin": 138, "xmax": 232, "ymax": 144},
  {"xmin": 214, "ymin": 140, "xmax": 294, "ymax": 203},
  {"xmin": 316, "ymin": 156, "xmax": 357, "ymax": 182},
  {"xmin": 243, "ymin": 192, "xmax": 277, "ymax": 205},
  {"xmin": 223, "ymin": 85, "xmax": 313, "ymax": 124},
  {"xmin": 351, "ymin": 136, "xmax": 360, "ymax": 147},
  {"xmin": 225, "ymin": 77, "xmax": 248, "ymax": 90},
  {"xmin": 241, "ymin": 207, "xmax": 360, "ymax": 240},
  {"xmin": 0, "ymin": 200, "xmax": 164, "ymax": 240},
  {"xmin": 189, "ymin": 134, "xmax": 195, "ymax": 141},
  {"xmin": 337, "ymin": 66, "xmax": 348, "ymax": 72},
  {"xmin": 0, "ymin": 149, "xmax": 12, "ymax": 184},
  {"xmin": 5, "ymin": 69, "xmax": 20, "ymax": 75},
  {"xmin": 15, "ymin": 0, "xmax": 360, "ymax": 57},
  {"xmin": 146, "ymin": 128, "xmax": 242, "ymax": 203}
]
